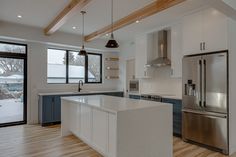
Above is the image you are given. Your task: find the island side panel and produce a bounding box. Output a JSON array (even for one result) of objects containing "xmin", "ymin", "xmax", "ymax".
[
  {"xmin": 61, "ymin": 99, "xmax": 72, "ymax": 136},
  {"xmin": 116, "ymin": 105, "xmax": 173, "ymax": 157}
]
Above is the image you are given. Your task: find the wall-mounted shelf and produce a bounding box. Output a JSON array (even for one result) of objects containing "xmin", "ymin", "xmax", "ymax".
[
  {"xmin": 105, "ymin": 76, "xmax": 119, "ymax": 79},
  {"xmin": 105, "ymin": 57, "xmax": 119, "ymax": 61},
  {"xmin": 105, "ymin": 56, "xmax": 120, "ymax": 80},
  {"xmin": 106, "ymin": 67, "xmax": 119, "ymax": 70}
]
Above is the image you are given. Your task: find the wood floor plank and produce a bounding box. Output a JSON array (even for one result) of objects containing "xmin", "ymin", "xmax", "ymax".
[{"xmin": 0, "ymin": 125, "xmax": 232, "ymax": 157}]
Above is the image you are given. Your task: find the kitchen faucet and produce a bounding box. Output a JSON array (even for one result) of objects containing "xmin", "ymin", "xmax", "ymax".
[{"xmin": 78, "ymin": 80, "xmax": 84, "ymax": 92}]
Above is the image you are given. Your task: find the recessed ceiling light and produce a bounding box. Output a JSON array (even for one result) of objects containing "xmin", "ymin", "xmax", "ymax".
[
  {"xmin": 135, "ymin": 20, "xmax": 140, "ymax": 23},
  {"xmin": 105, "ymin": 34, "xmax": 109, "ymax": 36},
  {"xmin": 72, "ymin": 26, "xmax": 77, "ymax": 30},
  {"xmin": 17, "ymin": 15, "xmax": 22, "ymax": 18}
]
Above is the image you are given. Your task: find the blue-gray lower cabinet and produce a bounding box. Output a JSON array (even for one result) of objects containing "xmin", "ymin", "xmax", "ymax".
[
  {"xmin": 129, "ymin": 94, "xmax": 141, "ymax": 99},
  {"xmin": 103, "ymin": 92, "xmax": 124, "ymax": 97},
  {"xmin": 39, "ymin": 95, "xmax": 61, "ymax": 126},
  {"xmin": 39, "ymin": 92, "xmax": 124, "ymax": 126},
  {"xmin": 162, "ymin": 98, "xmax": 182, "ymax": 136}
]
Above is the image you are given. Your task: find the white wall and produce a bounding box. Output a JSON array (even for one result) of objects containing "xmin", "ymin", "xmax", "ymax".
[
  {"xmin": 120, "ymin": 40, "xmax": 182, "ymax": 98},
  {"xmin": 0, "ymin": 22, "xmax": 122, "ymax": 124}
]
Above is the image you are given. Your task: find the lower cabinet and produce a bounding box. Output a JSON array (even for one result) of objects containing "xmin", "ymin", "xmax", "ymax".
[
  {"xmin": 129, "ymin": 94, "xmax": 141, "ymax": 99},
  {"xmin": 77, "ymin": 104, "xmax": 116, "ymax": 156},
  {"xmin": 103, "ymin": 92, "xmax": 124, "ymax": 97},
  {"xmin": 108, "ymin": 113, "xmax": 116, "ymax": 157},
  {"xmin": 92, "ymin": 109, "xmax": 108, "ymax": 153},
  {"xmin": 69, "ymin": 102, "xmax": 80, "ymax": 137},
  {"xmin": 162, "ymin": 98, "xmax": 182, "ymax": 136},
  {"xmin": 39, "ymin": 92, "xmax": 124, "ymax": 126},
  {"xmin": 80, "ymin": 105, "xmax": 92, "ymax": 142},
  {"xmin": 39, "ymin": 95, "xmax": 61, "ymax": 125}
]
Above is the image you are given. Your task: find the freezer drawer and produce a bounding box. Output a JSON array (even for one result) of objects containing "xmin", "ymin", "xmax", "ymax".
[{"xmin": 182, "ymin": 111, "xmax": 228, "ymax": 153}]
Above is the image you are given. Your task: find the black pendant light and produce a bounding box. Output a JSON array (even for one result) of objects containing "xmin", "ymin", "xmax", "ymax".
[
  {"xmin": 79, "ymin": 11, "xmax": 87, "ymax": 56},
  {"xmin": 105, "ymin": 0, "xmax": 119, "ymax": 48}
]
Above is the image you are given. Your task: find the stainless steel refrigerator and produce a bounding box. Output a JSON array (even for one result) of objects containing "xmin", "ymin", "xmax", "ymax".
[{"xmin": 182, "ymin": 51, "xmax": 228, "ymax": 154}]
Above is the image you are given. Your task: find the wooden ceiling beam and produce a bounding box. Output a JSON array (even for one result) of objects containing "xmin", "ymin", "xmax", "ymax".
[
  {"xmin": 44, "ymin": 0, "xmax": 91, "ymax": 35},
  {"xmin": 85, "ymin": 0, "xmax": 186, "ymax": 42}
]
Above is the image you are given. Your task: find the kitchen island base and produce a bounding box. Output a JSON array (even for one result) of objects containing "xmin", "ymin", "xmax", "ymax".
[{"xmin": 61, "ymin": 95, "xmax": 172, "ymax": 157}]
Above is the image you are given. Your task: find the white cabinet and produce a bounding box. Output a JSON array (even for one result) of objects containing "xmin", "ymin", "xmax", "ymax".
[
  {"xmin": 80, "ymin": 105, "xmax": 92, "ymax": 142},
  {"xmin": 182, "ymin": 8, "xmax": 228, "ymax": 55},
  {"xmin": 69, "ymin": 103, "xmax": 80, "ymax": 137},
  {"xmin": 171, "ymin": 22, "xmax": 183, "ymax": 78},
  {"xmin": 108, "ymin": 113, "xmax": 117, "ymax": 157},
  {"xmin": 202, "ymin": 8, "xmax": 228, "ymax": 52},
  {"xmin": 92, "ymin": 109, "xmax": 108, "ymax": 154},
  {"xmin": 182, "ymin": 10, "xmax": 203, "ymax": 55},
  {"xmin": 135, "ymin": 34, "xmax": 154, "ymax": 78}
]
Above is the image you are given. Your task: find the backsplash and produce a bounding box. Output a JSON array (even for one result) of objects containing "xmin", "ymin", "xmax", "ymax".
[{"xmin": 140, "ymin": 66, "xmax": 182, "ymax": 98}]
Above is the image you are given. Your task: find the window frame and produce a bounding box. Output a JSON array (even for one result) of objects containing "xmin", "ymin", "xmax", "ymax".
[
  {"xmin": 85, "ymin": 53, "xmax": 103, "ymax": 84},
  {"xmin": 0, "ymin": 41, "xmax": 28, "ymax": 127},
  {"xmin": 47, "ymin": 48, "xmax": 103, "ymax": 84}
]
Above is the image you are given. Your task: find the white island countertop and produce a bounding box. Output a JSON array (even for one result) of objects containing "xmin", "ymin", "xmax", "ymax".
[
  {"xmin": 38, "ymin": 90, "xmax": 123, "ymax": 96},
  {"xmin": 62, "ymin": 95, "xmax": 170, "ymax": 114}
]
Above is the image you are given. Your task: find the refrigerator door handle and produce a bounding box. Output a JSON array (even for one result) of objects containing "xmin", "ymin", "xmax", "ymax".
[
  {"xmin": 203, "ymin": 59, "xmax": 206, "ymax": 107},
  {"xmin": 198, "ymin": 60, "xmax": 202, "ymax": 107}
]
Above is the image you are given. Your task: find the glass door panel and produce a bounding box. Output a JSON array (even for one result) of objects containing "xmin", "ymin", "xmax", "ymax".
[{"xmin": 0, "ymin": 58, "xmax": 25, "ymax": 125}]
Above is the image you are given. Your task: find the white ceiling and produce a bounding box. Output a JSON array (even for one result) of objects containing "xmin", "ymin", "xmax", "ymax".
[{"xmin": 0, "ymin": 0, "xmax": 209, "ymax": 42}]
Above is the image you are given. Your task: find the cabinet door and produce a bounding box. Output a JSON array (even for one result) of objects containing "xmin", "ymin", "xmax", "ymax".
[
  {"xmin": 69, "ymin": 103, "xmax": 80, "ymax": 137},
  {"xmin": 171, "ymin": 22, "xmax": 183, "ymax": 78},
  {"xmin": 80, "ymin": 105, "xmax": 92, "ymax": 141},
  {"xmin": 92, "ymin": 109, "xmax": 108, "ymax": 154},
  {"xmin": 42, "ymin": 96, "xmax": 53, "ymax": 123},
  {"xmin": 162, "ymin": 98, "xmax": 182, "ymax": 136},
  {"xmin": 182, "ymin": 11, "xmax": 203, "ymax": 55},
  {"xmin": 203, "ymin": 8, "xmax": 228, "ymax": 52},
  {"xmin": 135, "ymin": 34, "xmax": 147, "ymax": 78},
  {"xmin": 53, "ymin": 96, "xmax": 61, "ymax": 122},
  {"xmin": 108, "ymin": 113, "xmax": 117, "ymax": 157}
]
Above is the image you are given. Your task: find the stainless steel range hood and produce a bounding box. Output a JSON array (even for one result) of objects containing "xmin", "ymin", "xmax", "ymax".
[{"xmin": 146, "ymin": 30, "xmax": 171, "ymax": 67}]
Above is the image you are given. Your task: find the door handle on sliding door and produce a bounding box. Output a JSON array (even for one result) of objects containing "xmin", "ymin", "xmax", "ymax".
[{"xmin": 198, "ymin": 60, "xmax": 202, "ymax": 107}]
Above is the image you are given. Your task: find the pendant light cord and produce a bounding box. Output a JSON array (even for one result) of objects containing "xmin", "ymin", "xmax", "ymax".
[
  {"xmin": 111, "ymin": 0, "xmax": 114, "ymax": 37},
  {"xmin": 81, "ymin": 11, "xmax": 85, "ymax": 48}
]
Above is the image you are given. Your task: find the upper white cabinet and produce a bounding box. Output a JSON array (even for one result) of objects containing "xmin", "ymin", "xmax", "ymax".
[
  {"xmin": 182, "ymin": 8, "xmax": 228, "ymax": 55},
  {"xmin": 135, "ymin": 34, "xmax": 154, "ymax": 78},
  {"xmin": 171, "ymin": 22, "xmax": 183, "ymax": 78}
]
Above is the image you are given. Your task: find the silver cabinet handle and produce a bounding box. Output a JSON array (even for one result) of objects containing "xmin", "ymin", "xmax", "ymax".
[
  {"xmin": 200, "ymin": 43, "xmax": 202, "ymax": 51},
  {"xmin": 203, "ymin": 42, "xmax": 206, "ymax": 50}
]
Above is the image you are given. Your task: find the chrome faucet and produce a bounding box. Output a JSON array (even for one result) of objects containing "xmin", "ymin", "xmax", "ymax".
[{"xmin": 78, "ymin": 80, "xmax": 84, "ymax": 92}]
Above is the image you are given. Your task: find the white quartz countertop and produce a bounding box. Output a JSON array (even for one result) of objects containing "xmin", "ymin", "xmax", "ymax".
[
  {"xmin": 61, "ymin": 95, "xmax": 171, "ymax": 113},
  {"xmin": 38, "ymin": 90, "xmax": 123, "ymax": 96}
]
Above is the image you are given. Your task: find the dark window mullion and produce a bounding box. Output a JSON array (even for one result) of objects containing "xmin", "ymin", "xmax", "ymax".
[
  {"xmin": 66, "ymin": 51, "xmax": 69, "ymax": 84},
  {"xmin": 85, "ymin": 55, "xmax": 88, "ymax": 83}
]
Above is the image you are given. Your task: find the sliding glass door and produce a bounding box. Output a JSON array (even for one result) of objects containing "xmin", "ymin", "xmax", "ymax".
[{"xmin": 0, "ymin": 42, "xmax": 27, "ymax": 127}]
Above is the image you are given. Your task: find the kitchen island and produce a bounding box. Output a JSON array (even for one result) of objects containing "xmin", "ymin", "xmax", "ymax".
[{"xmin": 61, "ymin": 95, "xmax": 173, "ymax": 157}]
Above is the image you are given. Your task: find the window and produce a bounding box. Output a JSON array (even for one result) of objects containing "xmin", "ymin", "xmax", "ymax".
[
  {"xmin": 47, "ymin": 48, "xmax": 102, "ymax": 84},
  {"xmin": 0, "ymin": 42, "xmax": 26, "ymax": 54},
  {"xmin": 87, "ymin": 53, "xmax": 102, "ymax": 83},
  {"xmin": 47, "ymin": 49, "xmax": 67, "ymax": 83},
  {"xmin": 68, "ymin": 51, "xmax": 85, "ymax": 83}
]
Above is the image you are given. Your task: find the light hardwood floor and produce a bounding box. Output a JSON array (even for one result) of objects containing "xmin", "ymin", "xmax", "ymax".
[{"xmin": 0, "ymin": 125, "xmax": 233, "ymax": 157}]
